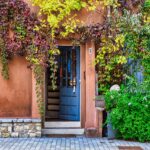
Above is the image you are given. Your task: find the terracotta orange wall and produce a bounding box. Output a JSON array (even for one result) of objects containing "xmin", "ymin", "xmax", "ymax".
[
  {"xmin": 76, "ymin": 7, "xmax": 106, "ymax": 26},
  {"xmin": 85, "ymin": 41, "xmax": 98, "ymax": 128},
  {"xmin": 0, "ymin": 56, "xmax": 32, "ymax": 117}
]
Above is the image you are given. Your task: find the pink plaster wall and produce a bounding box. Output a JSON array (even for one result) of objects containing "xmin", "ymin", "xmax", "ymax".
[
  {"xmin": 85, "ymin": 41, "xmax": 98, "ymax": 128},
  {"xmin": 0, "ymin": 56, "xmax": 32, "ymax": 117}
]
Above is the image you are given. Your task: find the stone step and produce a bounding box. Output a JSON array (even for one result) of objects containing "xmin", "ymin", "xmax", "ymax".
[
  {"xmin": 48, "ymin": 98, "xmax": 59, "ymax": 104},
  {"xmin": 44, "ymin": 121, "xmax": 81, "ymax": 128},
  {"xmin": 48, "ymin": 92, "xmax": 60, "ymax": 98},
  {"xmin": 47, "ymin": 105, "xmax": 59, "ymax": 111},
  {"xmin": 42, "ymin": 128, "xmax": 84, "ymax": 135},
  {"xmin": 46, "ymin": 111, "xmax": 59, "ymax": 119}
]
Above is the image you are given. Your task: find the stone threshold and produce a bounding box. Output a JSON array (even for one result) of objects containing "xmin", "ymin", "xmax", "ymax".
[{"xmin": 0, "ymin": 118, "xmax": 41, "ymax": 123}]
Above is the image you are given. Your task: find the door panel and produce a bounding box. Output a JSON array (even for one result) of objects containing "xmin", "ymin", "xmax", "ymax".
[{"xmin": 59, "ymin": 46, "xmax": 80, "ymax": 121}]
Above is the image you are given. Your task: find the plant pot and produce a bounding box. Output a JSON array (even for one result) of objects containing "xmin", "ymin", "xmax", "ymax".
[
  {"xmin": 107, "ymin": 112, "xmax": 117, "ymax": 139},
  {"xmin": 95, "ymin": 95, "xmax": 105, "ymax": 108}
]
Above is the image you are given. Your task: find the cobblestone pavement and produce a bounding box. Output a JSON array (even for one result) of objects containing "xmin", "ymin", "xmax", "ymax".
[{"xmin": 0, "ymin": 137, "xmax": 149, "ymax": 150}]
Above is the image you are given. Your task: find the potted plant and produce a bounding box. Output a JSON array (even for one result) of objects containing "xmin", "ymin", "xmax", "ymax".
[{"xmin": 105, "ymin": 85, "xmax": 120, "ymax": 139}]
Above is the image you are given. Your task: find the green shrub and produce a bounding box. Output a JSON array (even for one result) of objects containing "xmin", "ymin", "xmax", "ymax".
[{"xmin": 105, "ymin": 80, "xmax": 150, "ymax": 142}]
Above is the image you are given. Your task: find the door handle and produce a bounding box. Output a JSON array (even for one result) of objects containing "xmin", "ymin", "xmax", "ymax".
[
  {"xmin": 72, "ymin": 77, "xmax": 76, "ymax": 93},
  {"xmin": 73, "ymin": 86, "xmax": 76, "ymax": 93}
]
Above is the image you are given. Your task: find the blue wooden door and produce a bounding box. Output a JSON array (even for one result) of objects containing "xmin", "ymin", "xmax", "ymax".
[{"xmin": 59, "ymin": 46, "xmax": 80, "ymax": 121}]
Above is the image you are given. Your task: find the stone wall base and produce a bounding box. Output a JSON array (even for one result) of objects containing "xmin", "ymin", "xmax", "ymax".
[{"xmin": 0, "ymin": 119, "xmax": 41, "ymax": 138}]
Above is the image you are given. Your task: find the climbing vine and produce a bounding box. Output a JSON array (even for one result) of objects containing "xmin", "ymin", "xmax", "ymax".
[
  {"xmin": 34, "ymin": 65, "xmax": 45, "ymax": 115},
  {"xmin": 0, "ymin": 0, "xmax": 149, "ymax": 115},
  {"xmin": 0, "ymin": 37, "xmax": 9, "ymax": 79},
  {"xmin": 0, "ymin": 0, "xmax": 97, "ymax": 116},
  {"xmin": 74, "ymin": 0, "xmax": 150, "ymax": 93},
  {"xmin": 0, "ymin": 0, "xmax": 51, "ymax": 116},
  {"xmin": 33, "ymin": 0, "xmax": 149, "ymax": 94},
  {"xmin": 31, "ymin": 0, "xmax": 100, "ymax": 91}
]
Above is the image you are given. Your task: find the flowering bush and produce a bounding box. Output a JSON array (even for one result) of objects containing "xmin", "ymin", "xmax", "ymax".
[{"xmin": 105, "ymin": 78, "xmax": 150, "ymax": 142}]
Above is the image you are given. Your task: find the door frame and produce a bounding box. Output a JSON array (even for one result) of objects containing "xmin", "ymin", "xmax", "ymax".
[{"xmin": 43, "ymin": 41, "xmax": 83, "ymax": 128}]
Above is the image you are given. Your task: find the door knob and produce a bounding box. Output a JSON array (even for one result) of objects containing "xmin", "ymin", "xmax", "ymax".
[{"xmin": 73, "ymin": 86, "xmax": 76, "ymax": 93}]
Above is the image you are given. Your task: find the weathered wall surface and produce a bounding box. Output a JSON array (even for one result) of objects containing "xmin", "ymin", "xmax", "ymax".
[
  {"xmin": 76, "ymin": 7, "xmax": 105, "ymax": 26},
  {"xmin": 0, "ymin": 56, "xmax": 32, "ymax": 117}
]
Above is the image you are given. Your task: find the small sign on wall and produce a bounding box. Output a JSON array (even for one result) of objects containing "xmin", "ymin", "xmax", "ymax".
[{"xmin": 89, "ymin": 48, "xmax": 92, "ymax": 54}]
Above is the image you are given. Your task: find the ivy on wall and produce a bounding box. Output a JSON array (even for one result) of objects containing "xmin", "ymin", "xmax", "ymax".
[
  {"xmin": 72, "ymin": 0, "xmax": 150, "ymax": 93},
  {"xmin": 0, "ymin": 0, "xmax": 96, "ymax": 116},
  {"xmin": 0, "ymin": 0, "xmax": 52, "ymax": 116},
  {"xmin": 0, "ymin": 37, "xmax": 9, "ymax": 79},
  {"xmin": 32, "ymin": 0, "xmax": 149, "ymax": 94},
  {"xmin": 0, "ymin": 0, "xmax": 149, "ymax": 116}
]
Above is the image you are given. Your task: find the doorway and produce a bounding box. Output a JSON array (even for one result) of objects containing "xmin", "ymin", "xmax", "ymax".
[{"xmin": 45, "ymin": 46, "xmax": 80, "ymax": 122}]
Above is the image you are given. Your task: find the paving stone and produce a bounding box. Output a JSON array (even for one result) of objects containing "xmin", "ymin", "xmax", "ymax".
[{"xmin": 0, "ymin": 137, "xmax": 149, "ymax": 150}]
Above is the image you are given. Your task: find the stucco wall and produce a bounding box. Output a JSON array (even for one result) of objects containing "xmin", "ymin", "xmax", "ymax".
[{"xmin": 0, "ymin": 56, "xmax": 32, "ymax": 117}]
